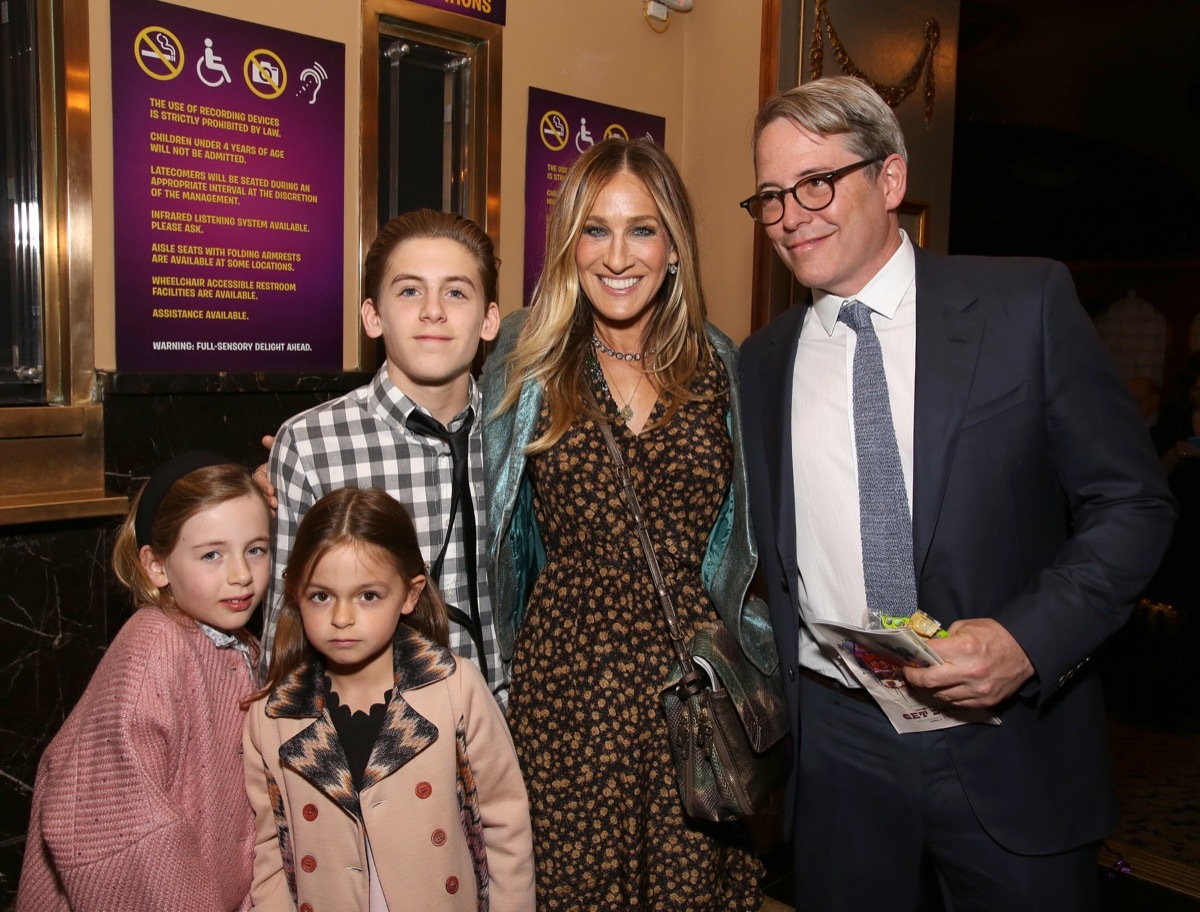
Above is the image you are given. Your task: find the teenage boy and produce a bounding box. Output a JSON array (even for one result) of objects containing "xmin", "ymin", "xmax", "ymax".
[{"xmin": 259, "ymin": 210, "xmax": 504, "ymax": 702}]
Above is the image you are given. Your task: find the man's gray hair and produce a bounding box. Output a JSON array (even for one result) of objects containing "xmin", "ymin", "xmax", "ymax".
[{"xmin": 753, "ymin": 76, "xmax": 908, "ymax": 173}]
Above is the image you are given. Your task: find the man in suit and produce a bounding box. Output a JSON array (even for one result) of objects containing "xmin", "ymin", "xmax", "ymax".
[{"xmin": 738, "ymin": 76, "xmax": 1175, "ymax": 911}]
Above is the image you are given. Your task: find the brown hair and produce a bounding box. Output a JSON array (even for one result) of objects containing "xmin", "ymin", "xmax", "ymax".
[
  {"xmin": 494, "ymin": 138, "xmax": 711, "ymax": 453},
  {"xmin": 112, "ymin": 463, "xmax": 268, "ymax": 645},
  {"xmin": 362, "ymin": 208, "xmax": 499, "ymax": 306},
  {"xmin": 254, "ymin": 487, "xmax": 449, "ymax": 698}
]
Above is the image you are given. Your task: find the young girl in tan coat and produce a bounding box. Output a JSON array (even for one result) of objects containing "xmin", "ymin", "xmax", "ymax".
[{"xmin": 243, "ymin": 487, "xmax": 534, "ymax": 912}]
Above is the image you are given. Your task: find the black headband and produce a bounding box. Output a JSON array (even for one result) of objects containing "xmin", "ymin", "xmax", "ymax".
[{"xmin": 134, "ymin": 451, "xmax": 238, "ymax": 549}]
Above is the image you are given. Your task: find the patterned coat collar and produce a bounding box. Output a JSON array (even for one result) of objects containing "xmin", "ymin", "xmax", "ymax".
[{"xmin": 265, "ymin": 625, "xmax": 456, "ymax": 819}]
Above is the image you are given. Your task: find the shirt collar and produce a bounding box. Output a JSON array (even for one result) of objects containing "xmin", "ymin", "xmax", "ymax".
[
  {"xmin": 197, "ymin": 620, "xmax": 255, "ymax": 678},
  {"xmin": 369, "ymin": 363, "xmax": 480, "ymax": 432},
  {"xmin": 811, "ymin": 230, "xmax": 916, "ymax": 336},
  {"xmin": 196, "ymin": 620, "xmax": 251, "ymax": 656}
]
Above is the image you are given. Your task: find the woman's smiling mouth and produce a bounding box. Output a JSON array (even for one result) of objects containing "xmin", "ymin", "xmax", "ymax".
[{"xmin": 599, "ymin": 276, "xmax": 640, "ymax": 291}]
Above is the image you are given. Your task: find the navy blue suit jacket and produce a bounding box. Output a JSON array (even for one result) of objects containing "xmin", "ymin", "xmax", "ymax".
[{"xmin": 739, "ymin": 247, "xmax": 1175, "ymax": 854}]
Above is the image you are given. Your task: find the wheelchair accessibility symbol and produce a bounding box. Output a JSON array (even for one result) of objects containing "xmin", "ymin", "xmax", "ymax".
[
  {"xmin": 244, "ymin": 48, "xmax": 287, "ymax": 99},
  {"xmin": 197, "ymin": 38, "xmax": 231, "ymax": 87},
  {"xmin": 575, "ymin": 117, "xmax": 595, "ymax": 153}
]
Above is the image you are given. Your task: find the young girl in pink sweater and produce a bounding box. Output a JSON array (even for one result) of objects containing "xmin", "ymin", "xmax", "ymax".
[{"xmin": 18, "ymin": 452, "xmax": 271, "ymax": 912}]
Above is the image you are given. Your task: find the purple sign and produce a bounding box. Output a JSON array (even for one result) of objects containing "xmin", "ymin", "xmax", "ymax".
[
  {"xmin": 523, "ymin": 88, "xmax": 666, "ymax": 305},
  {"xmin": 406, "ymin": 0, "xmax": 505, "ymax": 26},
  {"xmin": 111, "ymin": 0, "xmax": 345, "ymax": 371}
]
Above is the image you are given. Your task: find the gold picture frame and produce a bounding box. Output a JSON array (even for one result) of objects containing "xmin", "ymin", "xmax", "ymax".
[{"xmin": 899, "ymin": 199, "xmax": 929, "ymax": 247}]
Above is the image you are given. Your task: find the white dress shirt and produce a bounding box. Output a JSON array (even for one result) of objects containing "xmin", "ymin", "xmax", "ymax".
[{"xmin": 791, "ymin": 232, "xmax": 917, "ymax": 684}]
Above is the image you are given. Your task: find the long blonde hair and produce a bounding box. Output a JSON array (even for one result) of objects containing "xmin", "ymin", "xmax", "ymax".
[{"xmin": 496, "ymin": 138, "xmax": 710, "ymax": 453}]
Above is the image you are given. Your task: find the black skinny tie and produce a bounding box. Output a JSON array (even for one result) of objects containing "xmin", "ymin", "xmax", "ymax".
[{"xmin": 405, "ymin": 408, "xmax": 487, "ymax": 683}]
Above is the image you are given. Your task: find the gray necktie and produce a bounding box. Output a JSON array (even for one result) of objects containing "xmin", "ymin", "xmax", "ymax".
[{"xmin": 838, "ymin": 300, "xmax": 918, "ymax": 627}]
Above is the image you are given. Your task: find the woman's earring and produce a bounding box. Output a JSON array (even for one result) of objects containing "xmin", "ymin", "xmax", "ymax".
[{"xmin": 667, "ymin": 262, "xmax": 678, "ymax": 275}]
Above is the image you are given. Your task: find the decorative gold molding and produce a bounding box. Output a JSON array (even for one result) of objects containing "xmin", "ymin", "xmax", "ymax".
[
  {"xmin": 0, "ymin": 405, "xmax": 125, "ymax": 525},
  {"xmin": 1099, "ymin": 842, "xmax": 1200, "ymax": 900},
  {"xmin": 0, "ymin": 0, "xmax": 122, "ymax": 524},
  {"xmin": 899, "ymin": 199, "xmax": 929, "ymax": 248},
  {"xmin": 809, "ymin": 0, "xmax": 940, "ymax": 126}
]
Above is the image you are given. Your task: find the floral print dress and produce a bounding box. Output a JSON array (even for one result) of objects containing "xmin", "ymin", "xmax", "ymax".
[{"xmin": 506, "ymin": 353, "xmax": 763, "ymax": 911}]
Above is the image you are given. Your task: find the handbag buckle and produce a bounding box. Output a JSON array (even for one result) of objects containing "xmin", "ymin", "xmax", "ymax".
[
  {"xmin": 677, "ymin": 667, "xmax": 710, "ymax": 699},
  {"xmin": 692, "ymin": 702, "xmax": 713, "ymax": 752}
]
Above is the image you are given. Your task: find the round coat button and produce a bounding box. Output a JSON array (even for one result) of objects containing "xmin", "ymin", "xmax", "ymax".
[
  {"xmin": 431, "ymin": 828, "xmax": 447, "ymax": 846},
  {"xmin": 300, "ymin": 855, "xmax": 317, "ymax": 873},
  {"xmin": 415, "ymin": 781, "xmax": 432, "ymax": 799},
  {"xmin": 302, "ymin": 804, "xmax": 318, "ymax": 821},
  {"xmin": 299, "ymin": 905, "xmax": 313, "ymax": 912},
  {"xmin": 445, "ymin": 876, "xmax": 460, "ymax": 894}
]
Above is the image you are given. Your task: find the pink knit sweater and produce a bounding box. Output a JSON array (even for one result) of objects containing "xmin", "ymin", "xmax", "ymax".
[{"xmin": 17, "ymin": 608, "xmax": 256, "ymax": 912}]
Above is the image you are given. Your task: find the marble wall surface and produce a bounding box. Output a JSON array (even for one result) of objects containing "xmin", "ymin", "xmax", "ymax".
[
  {"xmin": 0, "ymin": 372, "xmax": 366, "ymax": 904},
  {"xmin": 0, "ymin": 519, "xmax": 123, "ymax": 904}
]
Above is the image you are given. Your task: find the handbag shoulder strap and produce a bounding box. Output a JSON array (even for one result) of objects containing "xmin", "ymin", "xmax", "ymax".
[{"xmin": 596, "ymin": 419, "xmax": 706, "ymax": 693}]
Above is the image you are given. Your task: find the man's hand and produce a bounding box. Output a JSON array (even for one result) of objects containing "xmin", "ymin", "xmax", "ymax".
[
  {"xmin": 903, "ymin": 618, "xmax": 1034, "ymax": 709},
  {"xmin": 254, "ymin": 434, "xmax": 278, "ymax": 510}
]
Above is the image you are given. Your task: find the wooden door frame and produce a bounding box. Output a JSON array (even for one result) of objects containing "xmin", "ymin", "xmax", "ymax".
[{"xmin": 752, "ymin": 0, "xmax": 805, "ymax": 332}]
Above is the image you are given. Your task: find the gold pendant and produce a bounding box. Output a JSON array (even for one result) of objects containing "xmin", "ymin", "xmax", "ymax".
[{"xmin": 617, "ymin": 404, "xmax": 633, "ymax": 421}]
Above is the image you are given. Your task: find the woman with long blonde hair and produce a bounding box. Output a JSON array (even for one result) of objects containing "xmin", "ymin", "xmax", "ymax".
[{"xmin": 483, "ymin": 138, "xmax": 779, "ymax": 909}]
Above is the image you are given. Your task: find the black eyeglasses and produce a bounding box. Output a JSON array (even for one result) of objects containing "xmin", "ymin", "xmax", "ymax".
[{"xmin": 739, "ymin": 158, "xmax": 882, "ymax": 226}]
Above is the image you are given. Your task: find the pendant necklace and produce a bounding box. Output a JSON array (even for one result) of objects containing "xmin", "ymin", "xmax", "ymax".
[
  {"xmin": 610, "ymin": 367, "xmax": 646, "ymax": 422},
  {"xmin": 588, "ymin": 342, "xmax": 649, "ymax": 423},
  {"xmin": 614, "ymin": 367, "xmax": 643, "ymax": 420}
]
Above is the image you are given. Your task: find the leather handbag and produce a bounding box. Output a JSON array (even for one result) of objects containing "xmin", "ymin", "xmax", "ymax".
[{"xmin": 598, "ymin": 419, "xmax": 790, "ymax": 822}]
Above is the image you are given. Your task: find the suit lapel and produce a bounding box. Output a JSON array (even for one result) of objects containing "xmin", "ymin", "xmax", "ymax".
[
  {"xmin": 761, "ymin": 304, "xmax": 807, "ymax": 579},
  {"xmin": 912, "ymin": 249, "xmax": 985, "ymax": 579}
]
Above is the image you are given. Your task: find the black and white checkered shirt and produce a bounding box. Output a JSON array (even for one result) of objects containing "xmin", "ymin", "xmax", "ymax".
[{"xmin": 260, "ymin": 365, "xmax": 506, "ymax": 705}]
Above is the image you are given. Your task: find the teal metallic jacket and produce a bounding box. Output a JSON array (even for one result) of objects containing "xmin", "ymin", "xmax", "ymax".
[{"xmin": 481, "ymin": 308, "xmax": 779, "ymax": 676}]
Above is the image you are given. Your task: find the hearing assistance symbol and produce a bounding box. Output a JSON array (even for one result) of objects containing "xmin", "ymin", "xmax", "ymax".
[
  {"xmin": 540, "ymin": 110, "xmax": 569, "ymax": 151},
  {"xmin": 244, "ymin": 48, "xmax": 287, "ymax": 99},
  {"xmin": 135, "ymin": 26, "xmax": 184, "ymax": 81},
  {"xmin": 297, "ymin": 62, "xmax": 327, "ymax": 104},
  {"xmin": 196, "ymin": 38, "xmax": 232, "ymax": 87}
]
